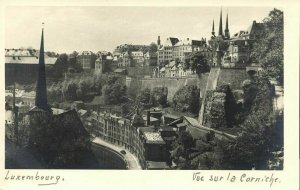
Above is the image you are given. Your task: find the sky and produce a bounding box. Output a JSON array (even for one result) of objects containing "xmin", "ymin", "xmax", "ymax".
[{"xmin": 5, "ymin": 6, "xmax": 276, "ymax": 54}]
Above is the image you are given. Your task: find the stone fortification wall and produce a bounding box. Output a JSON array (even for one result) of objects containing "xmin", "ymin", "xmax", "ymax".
[
  {"xmin": 127, "ymin": 74, "xmax": 209, "ymax": 102},
  {"xmin": 217, "ymin": 68, "xmax": 249, "ymax": 90}
]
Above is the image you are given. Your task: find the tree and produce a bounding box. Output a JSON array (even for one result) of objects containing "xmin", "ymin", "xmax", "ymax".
[
  {"xmin": 185, "ymin": 52, "xmax": 210, "ymax": 75},
  {"xmin": 173, "ymin": 85, "xmax": 200, "ymax": 114},
  {"xmin": 171, "ymin": 131, "xmax": 194, "ymax": 168},
  {"xmin": 250, "ymin": 8, "xmax": 283, "ymax": 84},
  {"xmin": 54, "ymin": 53, "xmax": 69, "ymax": 77},
  {"xmin": 102, "ymin": 75, "xmax": 127, "ymax": 105},
  {"xmin": 136, "ymin": 88, "xmax": 151, "ymax": 106},
  {"xmin": 149, "ymin": 42, "xmax": 158, "ymax": 53},
  {"xmin": 151, "ymin": 87, "xmax": 168, "ymax": 107},
  {"xmin": 65, "ymin": 82, "xmax": 78, "ymax": 101},
  {"xmin": 69, "ymin": 51, "xmax": 83, "ymax": 72},
  {"xmin": 214, "ymin": 76, "xmax": 276, "ymax": 169}
]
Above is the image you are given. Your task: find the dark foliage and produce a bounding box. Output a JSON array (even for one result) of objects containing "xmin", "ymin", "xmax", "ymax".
[
  {"xmin": 150, "ymin": 87, "xmax": 168, "ymax": 107},
  {"xmin": 173, "ymin": 85, "xmax": 200, "ymax": 114},
  {"xmin": 250, "ymin": 8, "xmax": 283, "ymax": 84},
  {"xmin": 185, "ymin": 52, "xmax": 210, "ymax": 75}
]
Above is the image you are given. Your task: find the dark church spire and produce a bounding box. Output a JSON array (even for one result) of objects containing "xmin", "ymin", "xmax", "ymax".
[
  {"xmin": 212, "ymin": 19, "xmax": 215, "ymax": 36},
  {"xmin": 224, "ymin": 10, "xmax": 230, "ymax": 39},
  {"xmin": 35, "ymin": 23, "xmax": 50, "ymax": 111},
  {"xmin": 218, "ymin": 8, "xmax": 223, "ymax": 36}
]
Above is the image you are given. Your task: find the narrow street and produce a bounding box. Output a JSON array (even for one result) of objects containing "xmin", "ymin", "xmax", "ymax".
[{"xmin": 92, "ymin": 137, "xmax": 142, "ymax": 170}]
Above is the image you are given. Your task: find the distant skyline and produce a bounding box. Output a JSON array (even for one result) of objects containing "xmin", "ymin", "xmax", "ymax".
[{"xmin": 5, "ymin": 6, "xmax": 276, "ymax": 54}]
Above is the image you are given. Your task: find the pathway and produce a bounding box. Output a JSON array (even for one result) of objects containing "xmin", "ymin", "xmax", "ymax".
[{"xmin": 92, "ymin": 137, "xmax": 142, "ymax": 170}]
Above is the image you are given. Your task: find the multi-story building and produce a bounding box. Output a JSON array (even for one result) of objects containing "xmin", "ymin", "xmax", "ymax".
[
  {"xmin": 86, "ymin": 111, "xmax": 146, "ymax": 167},
  {"xmin": 131, "ymin": 51, "xmax": 145, "ymax": 65},
  {"xmin": 95, "ymin": 53, "xmax": 113, "ymax": 73},
  {"xmin": 157, "ymin": 36, "xmax": 210, "ymax": 66},
  {"xmin": 77, "ymin": 51, "xmax": 94, "ymax": 70},
  {"xmin": 157, "ymin": 37, "xmax": 179, "ymax": 65},
  {"xmin": 223, "ymin": 38, "xmax": 250, "ymax": 67},
  {"xmin": 118, "ymin": 51, "xmax": 131, "ymax": 67},
  {"xmin": 173, "ymin": 38, "xmax": 206, "ymax": 62},
  {"xmin": 5, "ymin": 48, "xmax": 57, "ymax": 85},
  {"xmin": 138, "ymin": 127, "xmax": 169, "ymax": 169}
]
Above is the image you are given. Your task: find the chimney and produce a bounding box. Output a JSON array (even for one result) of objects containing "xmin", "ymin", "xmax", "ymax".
[
  {"xmin": 157, "ymin": 36, "xmax": 161, "ymax": 46},
  {"xmin": 147, "ymin": 110, "xmax": 151, "ymax": 126}
]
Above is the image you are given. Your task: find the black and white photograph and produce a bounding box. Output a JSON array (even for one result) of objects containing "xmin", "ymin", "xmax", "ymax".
[{"xmin": 3, "ymin": 5, "xmax": 285, "ymax": 171}]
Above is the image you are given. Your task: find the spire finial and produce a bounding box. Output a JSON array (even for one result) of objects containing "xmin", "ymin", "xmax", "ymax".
[
  {"xmin": 218, "ymin": 8, "xmax": 223, "ymax": 36},
  {"xmin": 225, "ymin": 9, "xmax": 230, "ymax": 39}
]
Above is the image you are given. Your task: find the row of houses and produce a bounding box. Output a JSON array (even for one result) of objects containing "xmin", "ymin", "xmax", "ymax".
[
  {"xmin": 78, "ymin": 105, "xmax": 237, "ymax": 169},
  {"xmin": 157, "ymin": 37, "xmax": 214, "ymax": 66},
  {"xmin": 152, "ymin": 61, "xmax": 195, "ymax": 78},
  {"xmin": 82, "ymin": 109, "xmax": 170, "ymax": 169},
  {"xmin": 157, "ymin": 10, "xmax": 265, "ymax": 70},
  {"xmin": 115, "ymin": 51, "xmax": 156, "ymax": 68}
]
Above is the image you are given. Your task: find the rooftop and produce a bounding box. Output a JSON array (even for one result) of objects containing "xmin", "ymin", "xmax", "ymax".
[
  {"xmin": 77, "ymin": 109, "xmax": 88, "ymax": 116},
  {"xmin": 184, "ymin": 116, "xmax": 201, "ymax": 127},
  {"xmin": 143, "ymin": 132, "xmax": 165, "ymax": 144},
  {"xmin": 142, "ymin": 116, "xmax": 159, "ymax": 122},
  {"xmin": 5, "ymin": 56, "xmax": 57, "ymax": 65},
  {"xmin": 51, "ymin": 108, "xmax": 67, "ymax": 115}
]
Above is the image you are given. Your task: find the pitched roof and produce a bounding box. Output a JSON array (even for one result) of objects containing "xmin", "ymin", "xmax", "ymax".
[
  {"xmin": 163, "ymin": 37, "xmax": 179, "ymax": 47},
  {"xmin": 142, "ymin": 116, "xmax": 159, "ymax": 122},
  {"xmin": 184, "ymin": 116, "xmax": 201, "ymax": 127},
  {"xmin": 246, "ymin": 21, "xmax": 265, "ymax": 35},
  {"xmin": 52, "ymin": 109, "xmax": 89, "ymax": 139},
  {"xmin": 166, "ymin": 61, "xmax": 176, "ymax": 68},
  {"xmin": 5, "ymin": 56, "xmax": 57, "ymax": 65},
  {"xmin": 174, "ymin": 38, "xmax": 205, "ymax": 46},
  {"xmin": 51, "ymin": 108, "xmax": 67, "ymax": 115},
  {"xmin": 77, "ymin": 109, "xmax": 88, "ymax": 116}
]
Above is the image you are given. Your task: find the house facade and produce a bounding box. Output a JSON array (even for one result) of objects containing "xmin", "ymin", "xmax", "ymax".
[{"xmin": 77, "ymin": 51, "xmax": 94, "ymax": 70}]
